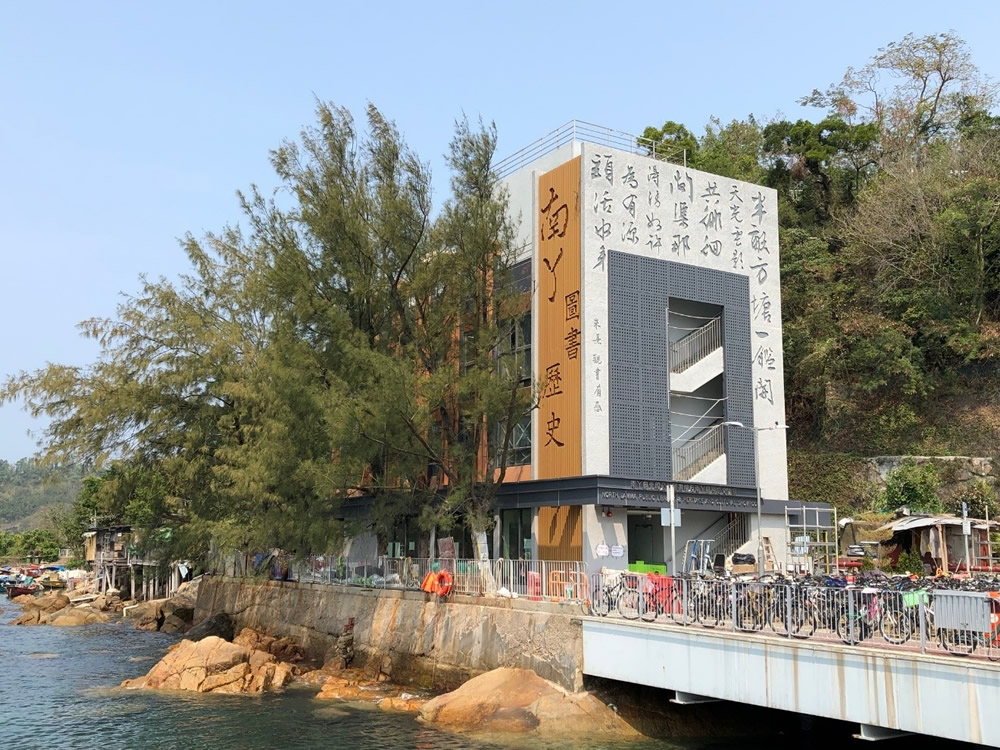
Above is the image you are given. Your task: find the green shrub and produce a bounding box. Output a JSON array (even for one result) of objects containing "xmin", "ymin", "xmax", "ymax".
[
  {"xmin": 880, "ymin": 461, "xmax": 942, "ymax": 513},
  {"xmin": 894, "ymin": 549, "xmax": 926, "ymax": 575},
  {"xmin": 947, "ymin": 480, "xmax": 999, "ymax": 519}
]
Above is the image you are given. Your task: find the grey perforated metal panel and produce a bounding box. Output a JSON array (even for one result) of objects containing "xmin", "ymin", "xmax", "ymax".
[{"xmin": 607, "ymin": 251, "xmax": 755, "ymax": 487}]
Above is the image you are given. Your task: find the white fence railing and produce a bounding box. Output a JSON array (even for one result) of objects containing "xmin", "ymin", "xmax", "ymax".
[{"xmin": 493, "ymin": 559, "xmax": 588, "ymax": 601}]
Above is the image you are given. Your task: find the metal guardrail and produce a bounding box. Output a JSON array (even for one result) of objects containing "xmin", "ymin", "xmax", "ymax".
[
  {"xmin": 588, "ymin": 572, "xmax": 1000, "ymax": 662},
  {"xmin": 214, "ymin": 553, "xmax": 588, "ymax": 603},
  {"xmin": 670, "ymin": 316, "xmax": 722, "ymax": 374},
  {"xmin": 492, "ymin": 120, "xmax": 688, "ymax": 180},
  {"xmin": 493, "ymin": 559, "xmax": 588, "ymax": 601}
]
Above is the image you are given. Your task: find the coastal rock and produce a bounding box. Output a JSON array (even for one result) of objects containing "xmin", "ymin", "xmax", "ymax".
[
  {"xmin": 12, "ymin": 594, "xmax": 35, "ymax": 604},
  {"xmin": 378, "ymin": 695, "xmax": 427, "ymax": 713},
  {"xmin": 186, "ymin": 612, "xmax": 235, "ymax": 642},
  {"xmin": 314, "ymin": 671, "xmax": 425, "ymax": 712},
  {"xmin": 121, "ymin": 636, "xmax": 293, "ymax": 694},
  {"xmin": 316, "ymin": 673, "xmax": 387, "ymax": 702},
  {"xmin": 160, "ymin": 613, "xmax": 192, "ymax": 634},
  {"xmin": 126, "ymin": 598, "xmax": 167, "ymax": 621},
  {"xmin": 417, "ymin": 668, "xmax": 638, "ymax": 738},
  {"xmin": 296, "ymin": 668, "xmax": 335, "ymax": 687},
  {"xmin": 49, "ymin": 607, "xmax": 111, "ymax": 627},
  {"xmin": 22, "ymin": 592, "xmax": 71, "ymax": 614},
  {"xmin": 162, "ymin": 590, "xmax": 196, "ymax": 621},
  {"xmin": 135, "ymin": 614, "xmax": 163, "ymax": 631},
  {"xmin": 233, "ymin": 628, "xmax": 303, "ymax": 663},
  {"xmin": 11, "ymin": 608, "xmax": 47, "ymax": 626}
]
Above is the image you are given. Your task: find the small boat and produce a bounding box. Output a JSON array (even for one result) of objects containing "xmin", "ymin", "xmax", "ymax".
[
  {"xmin": 6, "ymin": 585, "xmax": 40, "ymax": 599},
  {"xmin": 38, "ymin": 571, "xmax": 65, "ymax": 589}
]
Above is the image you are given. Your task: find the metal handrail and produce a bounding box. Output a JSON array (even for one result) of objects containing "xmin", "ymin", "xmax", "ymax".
[
  {"xmin": 672, "ymin": 423, "xmax": 725, "ymax": 480},
  {"xmin": 709, "ymin": 515, "xmax": 751, "ymax": 560},
  {"xmin": 492, "ymin": 120, "xmax": 688, "ymax": 180},
  {"xmin": 670, "ymin": 316, "xmax": 722, "ymax": 374}
]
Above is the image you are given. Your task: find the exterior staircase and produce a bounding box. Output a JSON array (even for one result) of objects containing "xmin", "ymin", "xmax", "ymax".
[
  {"xmin": 708, "ymin": 513, "xmax": 751, "ymax": 562},
  {"xmin": 670, "ymin": 316, "xmax": 723, "ymax": 393},
  {"xmin": 672, "ymin": 423, "xmax": 725, "ymax": 481}
]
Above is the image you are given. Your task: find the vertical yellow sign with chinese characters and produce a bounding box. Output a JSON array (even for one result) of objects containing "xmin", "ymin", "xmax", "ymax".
[{"xmin": 537, "ymin": 156, "xmax": 582, "ymax": 479}]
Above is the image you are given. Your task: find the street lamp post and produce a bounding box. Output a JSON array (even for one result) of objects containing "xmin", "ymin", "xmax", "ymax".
[{"xmin": 721, "ymin": 420, "xmax": 787, "ymax": 577}]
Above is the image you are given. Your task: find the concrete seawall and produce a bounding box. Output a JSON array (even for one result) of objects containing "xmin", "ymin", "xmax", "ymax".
[{"xmin": 195, "ymin": 576, "xmax": 585, "ymax": 691}]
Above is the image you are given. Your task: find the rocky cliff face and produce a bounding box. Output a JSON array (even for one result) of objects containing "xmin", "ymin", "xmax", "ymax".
[{"xmin": 194, "ymin": 577, "xmax": 584, "ymax": 691}]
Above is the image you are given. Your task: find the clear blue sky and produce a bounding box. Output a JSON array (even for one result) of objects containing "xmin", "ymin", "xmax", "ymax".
[{"xmin": 2, "ymin": 2, "xmax": 998, "ymax": 462}]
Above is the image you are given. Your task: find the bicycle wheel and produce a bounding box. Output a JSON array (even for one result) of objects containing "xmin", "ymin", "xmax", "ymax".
[
  {"xmin": 736, "ymin": 595, "xmax": 764, "ymax": 632},
  {"xmin": 667, "ymin": 589, "xmax": 686, "ymax": 623},
  {"xmin": 939, "ymin": 628, "xmax": 977, "ymax": 655},
  {"xmin": 835, "ymin": 609, "xmax": 863, "ymax": 644},
  {"xmin": 617, "ymin": 587, "xmax": 641, "ymax": 620},
  {"xmin": 639, "ymin": 592, "xmax": 658, "ymax": 622},
  {"xmin": 694, "ymin": 593, "xmax": 722, "ymax": 628},
  {"xmin": 766, "ymin": 594, "xmax": 789, "ymax": 634},
  {"xmin": 878, "ymin": 608, "xmax": 913, "ymax": 645},
  {"xmin": 789, "ymin": 599, "xmax": 817, "ymax": 639},
  {"xmin": 590, "ymin": 584, "xmax": 611, "ymax": 617}
]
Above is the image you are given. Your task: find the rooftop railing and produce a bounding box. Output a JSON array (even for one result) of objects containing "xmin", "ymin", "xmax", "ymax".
[{"xmin": 492, "ymin": 120, "xmax": 688, "ymax": 180}]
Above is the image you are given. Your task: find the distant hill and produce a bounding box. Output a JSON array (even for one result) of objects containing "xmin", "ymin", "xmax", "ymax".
[{"xmin": 0, "ymin": 458, "xmax": 81, "ymax": 531}]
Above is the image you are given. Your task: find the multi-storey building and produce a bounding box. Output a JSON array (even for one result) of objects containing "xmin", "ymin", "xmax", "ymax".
[{"xmin": 492, "ymin": 122, "xmax": 811, "ymax": 574}]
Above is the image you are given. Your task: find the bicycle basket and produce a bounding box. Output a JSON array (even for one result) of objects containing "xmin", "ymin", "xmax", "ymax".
[{"xmin": 902, "ymin": 590, "xmax": 929, "ymax": 608}]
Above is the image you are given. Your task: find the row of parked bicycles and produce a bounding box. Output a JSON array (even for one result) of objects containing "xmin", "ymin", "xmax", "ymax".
[{"xmin": 589, "ymin": 570, "xmax": 1000, "ymax": 659}]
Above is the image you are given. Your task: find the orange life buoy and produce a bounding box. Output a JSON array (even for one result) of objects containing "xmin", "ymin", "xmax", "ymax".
[{"xmin": 435, "ymin": 570, "xmax": 453, "ymax": 597}]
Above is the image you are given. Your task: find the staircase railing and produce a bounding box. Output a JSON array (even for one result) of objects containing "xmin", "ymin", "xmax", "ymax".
[
  {"xmin": 670, "ymin": 316, "xmax": 722, "ymax": 374},
  {"xmin": 709, "ymin": 514, "xmax": 751, "ymax": 561},
  {"xmin": 672, "ymin": 423, "xmax": 725, "ymax": 480}
]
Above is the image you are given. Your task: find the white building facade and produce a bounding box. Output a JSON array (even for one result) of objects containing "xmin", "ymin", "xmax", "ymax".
[{"xmin": 493, "ymin": 123, "xmax": 807, "ymax": 575}]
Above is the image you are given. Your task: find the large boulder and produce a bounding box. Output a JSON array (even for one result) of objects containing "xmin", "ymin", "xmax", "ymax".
[
  {"xmin": 49, "ymin": 607, "xmax": 110, "ymax": 627},
  {"xmin": 121, "ymin": 636, "xmax": 292, "ymax": 694},
  {"xmin": 11, "ymin": 607, "xmax": 47, "ymax": 626},
  {"xmin": 185, "ymin": 612, "xmax": 235, "ymax": 642},
  {"xmin": 159, "ymin": 613, "xmax": 192, "ymax": 634},
  {"xmin": 161, "ymin": 592, "xmax": 196, "ymax": 620},
  {"xmin": 418, "ymin": 668, "xmax": 638, "ymax": 738},
  {"xmin": 23, "ymin": 592, "xmax": 70, "ymax": 614},
  {"xmin": 126, "ymin": 598, "xmax": 167, "ymax": 621}
]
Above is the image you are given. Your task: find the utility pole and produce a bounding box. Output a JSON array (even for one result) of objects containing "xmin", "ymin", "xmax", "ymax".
[{"xmin": 668, "ymin": 484, "xmax": 677, "ymax": 576}]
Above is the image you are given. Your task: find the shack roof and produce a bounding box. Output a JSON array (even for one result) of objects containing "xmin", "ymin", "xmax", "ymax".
[{"xmin": 877, "ymin": 515, "xmax": 997, "ymax": 533}]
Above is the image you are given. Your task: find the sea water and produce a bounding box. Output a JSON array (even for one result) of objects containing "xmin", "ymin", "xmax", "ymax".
[{"xmin": 0, "ymin": 601, "xmax": 972, "ymax": 750}]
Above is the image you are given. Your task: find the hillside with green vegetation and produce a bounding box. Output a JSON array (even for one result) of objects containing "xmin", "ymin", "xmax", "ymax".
[
  {"xmin": 0, "ymin": 458, "xmax": 81, "ymax": 531},
  {"xmin": 640, "ymin": 32, "xmax": 1000, "ymax": 511}
]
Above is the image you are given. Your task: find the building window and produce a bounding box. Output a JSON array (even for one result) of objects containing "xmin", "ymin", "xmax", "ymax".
[
  {"xmin": 494, "ymin": 413, "xmax": 531, "ymax": 467},
  {"xmin": 498, "ymin": 314, "xmax": 531, "ymax": 386}
]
